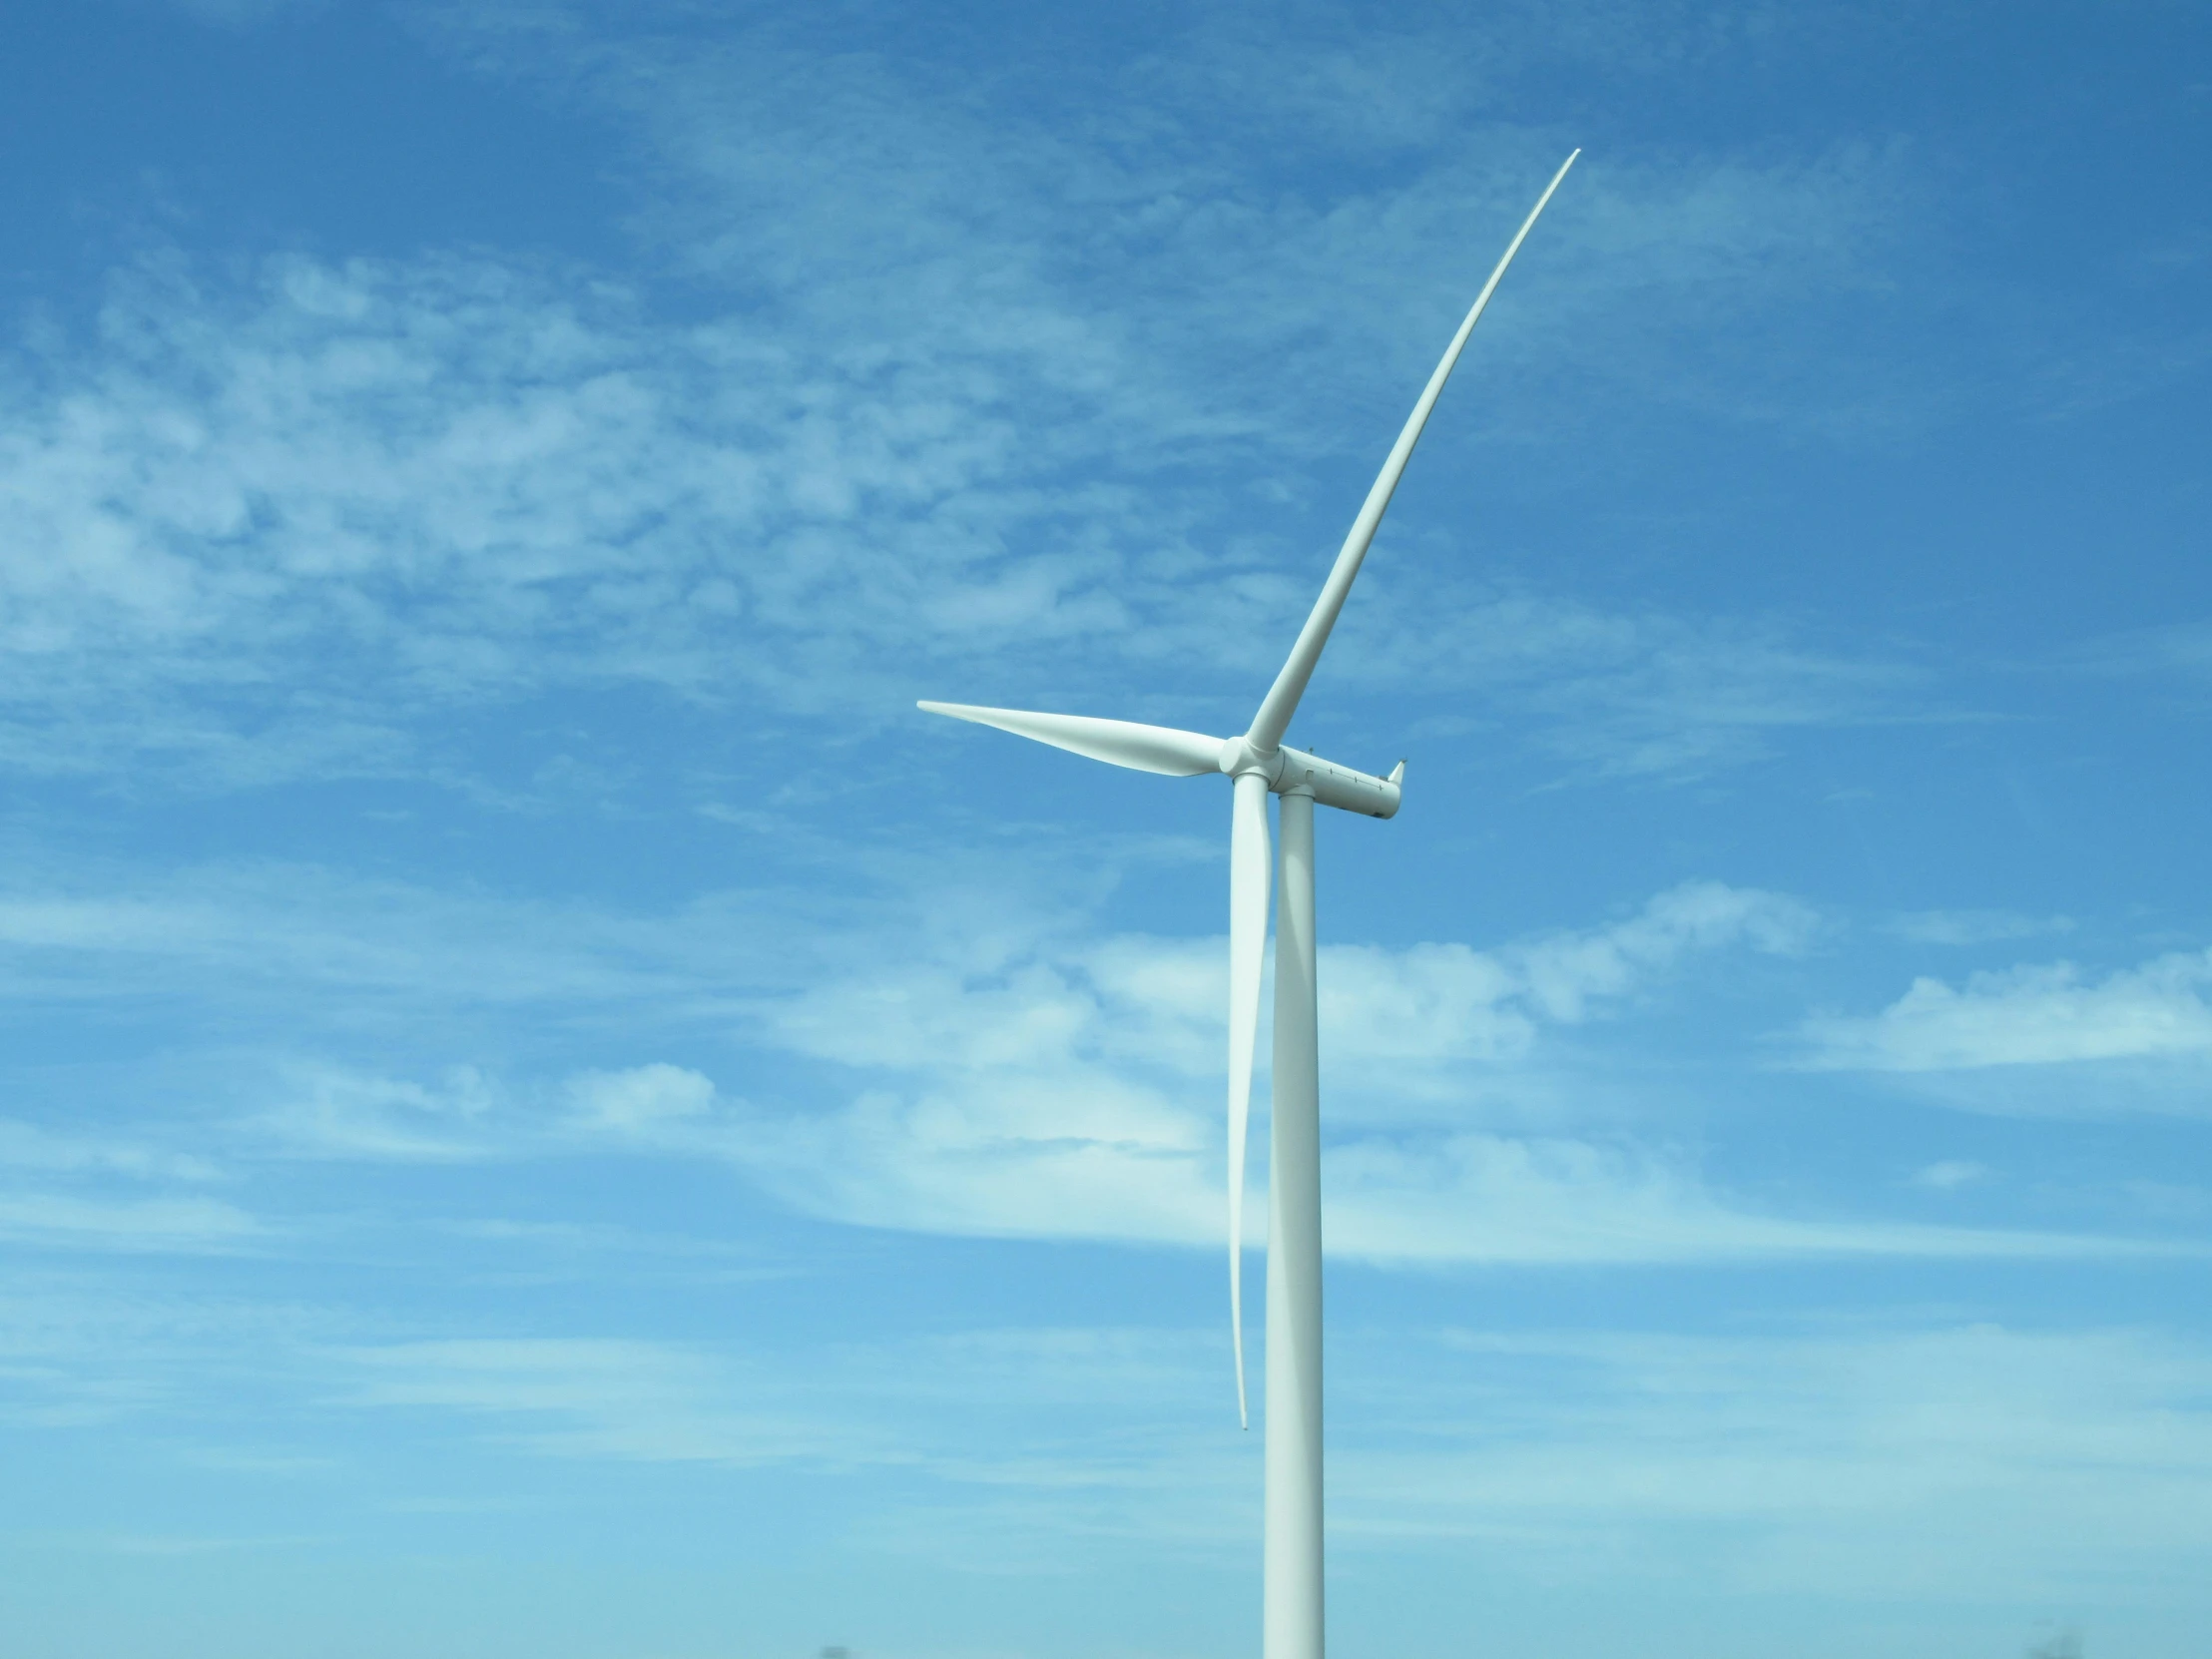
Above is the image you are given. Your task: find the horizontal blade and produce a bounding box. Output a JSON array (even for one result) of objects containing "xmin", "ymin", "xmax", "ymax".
[
  {"xmin": 1226, "ymin": 771, "xmax": 1271, "ymax": 1429},
  {"xmin": 918, "ymin": 702, "xmax": 1226, "ymax": 777},
  {"xmin": 1246, "ymin": 149, "xmax": 1580, "ymax": 753}
]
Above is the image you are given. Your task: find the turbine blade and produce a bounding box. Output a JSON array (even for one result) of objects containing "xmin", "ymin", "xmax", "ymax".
[
  {"xmin": 1226, "ymin": 771, "xmax": 1271, "ymax": 1429},
  {"xmin": 918, "ymin": 701, "xmax": 1226, "ymax": 776},
  {"xmin": 1246, "ymin": 150, "xmax": 1581, "ymax": 753}
]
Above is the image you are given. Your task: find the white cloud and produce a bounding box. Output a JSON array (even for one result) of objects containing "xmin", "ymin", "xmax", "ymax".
[
  {"xmin": 0, "ymin": 847, "xmax": 2153, "ymax": 1257},
  {"xmin": 320, "ymin": 1325, "xmax": 1252, "ymax": 1568},
  {"xmin": 762, "ymin": 878, "xmax": 1811, "ymax": 1083},
  {"xmin": 142, "ymin": 870, "xmax": 1868, "ymax": 1264},
  {"xmin": 1324, "ymin": 1135, "xmax": 2089, "ymax": 1266},
  {"xmin": 712, "ymin": 881, "xmax": 2127, "ymax": 1264},
  {"xmin": 1888, "ymin": 909, "xmax": 2075, "ymax": 946},
  {"xmin": 1805, "ymin": 949, "xmax": 2212, "ymax": 1071},
  {"xmin": 1910, "ymin": 1159, "xmax": 1989, "ymax": 1190},
  {"xmin": 109, "ymin": 868, "xmax": 2125, "ymax": 1267},
  {"xmin": 1506, "ymin": 878, "xmax": 1814, "ymax": 1021},
  {"xmin": 484, "ymin": 0, "xmax": 1936, "ymax": 441},
  {"xmin": 0, "ymin": 859, "xmax": 778, "ymax": 1016},
  {"xmin": 316, "ymin": 1312, "xmax": 2212, "ymax": 1606},
  {"xmin": 0, "ymin": 1193, "xmax": 257, "ymax": 1252},
  {"xmin": 735, "ymin": 1075, "xmax": 1220, "ymax": 1250},
  {"xmin": 257, "ymin": 1064, "xmax": 501, "ymax": 1162},
  {"xmin": 0, "ymin": 239, "xmax": 1926, "ymax": 790},
  {"xmin": 1334, "ymin": 1322, "xmax": 2212, "ymax": 1600},
  {"xmin": 0, "ymin": 5, "xmax": 1944, "ymax": 793},
  {"xmin": 0, "ymin": 250, "xmax": 1144, "ymax": 782},
  {"xmin": 333, "ymin": 1338, "xmax": 845, "ymax": 1467},
  {"xmin": 2074, "ymin": 617, "xmax": 2212, "ymax": 685},
  {"xmin": 0, "ymin": 1120, "xmax": 219, "ymax": 1183},
  {"xmin": 565, "ymin": 1063, "xmax": 715, "ymax": 1131},
  {"xmin": 17, "ymin": 1260, "xmax": 2212, "ymax": 1612},
  {"xmin": 157, "ymin": 0, "xmax": 330, "ymax": 24},
  {"xmin": 0, "ymin": 1120, "xmax": 249, "ymax": 1259},
  {"xmin": 1383, "ymin": 592, "xmax": 1926, "ymax": 779}
]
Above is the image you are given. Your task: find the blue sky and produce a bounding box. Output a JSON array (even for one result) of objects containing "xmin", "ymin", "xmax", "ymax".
[{"xmin": 2, "ymin": 1, "xmax": 2208, "ymax": 1654}]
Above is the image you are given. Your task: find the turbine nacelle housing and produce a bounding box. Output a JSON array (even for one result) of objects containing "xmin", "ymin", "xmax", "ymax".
[{"xmin": 1227, "ymin": 740, "xmax": 1402, "ymax": 820}]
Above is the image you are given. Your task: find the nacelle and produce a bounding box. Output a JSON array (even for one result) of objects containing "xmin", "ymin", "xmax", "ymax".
[{"xmin": 1263, "ymin": 747, "xmax": 1402, "ymax": 819}]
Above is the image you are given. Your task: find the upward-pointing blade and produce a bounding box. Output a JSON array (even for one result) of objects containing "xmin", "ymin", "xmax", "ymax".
[
  {"xmin": 1226, "ymin": 770, "xmax": 1271, "ymax": 1429},
  {"xmin": 917, "ymin": 702, "xmax": 1226, "ymax": 777},
  {"xmin": 1246, "ymin": 150, "xmax": 1581, "ymax": 754}
]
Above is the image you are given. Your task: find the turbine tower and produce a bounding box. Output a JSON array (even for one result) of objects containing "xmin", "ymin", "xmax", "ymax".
[{"xmin": 919, "ymin": 152, "xmax": 1578, "ymax": 1659}]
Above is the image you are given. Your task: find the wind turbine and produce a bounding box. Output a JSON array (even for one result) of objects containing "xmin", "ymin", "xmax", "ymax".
[{"xmin": 918, "ymin": 151, "xmax": 1579, "ymax": 1659}]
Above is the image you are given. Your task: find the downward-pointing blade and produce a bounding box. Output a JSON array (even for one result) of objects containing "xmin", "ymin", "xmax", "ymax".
[
  {"xmin": 918, "ymin": 702, "xmax": 1226, "ymax": 777},
  {"xmin": 1226, "ymin": 770, "xmax": 1271, "ymax": 1429}
]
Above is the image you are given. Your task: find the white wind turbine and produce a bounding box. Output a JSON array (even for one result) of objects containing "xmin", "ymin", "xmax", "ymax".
[{"xmin": 918, "ymin": 152, "xmax": 1578, "ymax": 1659}]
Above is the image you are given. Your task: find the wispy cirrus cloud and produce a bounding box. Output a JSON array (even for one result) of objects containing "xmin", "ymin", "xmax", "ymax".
[
  {"xmin": 1334, "ymin": 1321, "xmax": 2212, "ymax": 1601},
  {"xmin": 2070, "ymin": 617, "xmax": 2212, "ymax": 693},
  {"xmin": 266, "ymin": 1305, "xmax": 2212, "ymax": 1602},
  {"xmin": 333, "ymin": 1338, "xmax": 851, "ymax": 1468},
  {"xmin": 0, "ymin": 1120, "xmax": 247, "ymax": 1257},
  {"xmin": 0, "ymin": 1192, "xmax": 258, "ymax": 1252},
  {"xmin": 463, "ymin": 0, "xmax": 1937, "ymax": 437},
  {"xmin": 1911, "ymin": 1158, "xmax": 1989, "ymax": 1190},
  {"xmin": 0, "ymin": 251, "xmax": 1086, "ymax": 779},
  {"xmin": 0, "ymin": 240, "xmax": 1929, "ymax": 791},
  {"xmin": 2, "ymin": 0, "xmax": 1959, "ymax": 796},
  {"xmin": 0, "ymin": 1119, "xmax": 220, "ymax": 1183},
  {"xmin": 16, "ymin": 1261, "xmax": 2212, "ymax": 1610}
]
